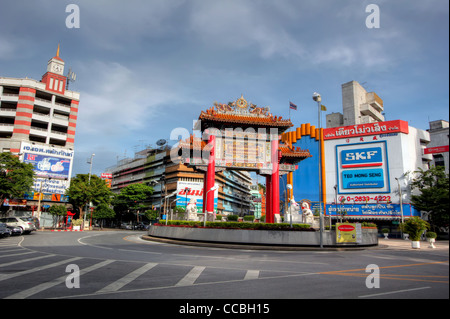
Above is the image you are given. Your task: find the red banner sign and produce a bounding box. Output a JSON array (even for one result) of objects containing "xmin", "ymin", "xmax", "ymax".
[
  {"xmin": 424, "ymin": 145, "xmax": 449, "ymax": 154},
  {"xmin": 323, "ymin": 120, "xmax": 409, "ymax": 140}
]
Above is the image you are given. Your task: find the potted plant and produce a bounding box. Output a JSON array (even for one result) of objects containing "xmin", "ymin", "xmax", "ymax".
[
  {"xmin": 425, "ymin": 231, "xmax": 437, "ymax": 249},
  {"xmin": 381, "ymin": 228, "xmax": 389, "ymax": 239},
  {"xmin": 400, "ymin": 217, "xmax": 430, "ymax": 249},
  {"xmin": 72, "ymin": 219, "xmax": 83, "ymax": 231}
]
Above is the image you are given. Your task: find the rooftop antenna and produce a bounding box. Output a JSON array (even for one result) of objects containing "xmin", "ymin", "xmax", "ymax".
[{"xmin": 66, "ymin": 67, "xmax": 76, "ymax": 90}]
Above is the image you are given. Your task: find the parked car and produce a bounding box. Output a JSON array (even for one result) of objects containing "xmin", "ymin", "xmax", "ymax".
[
  {"xmin": 23, "ymin": 216, "xmax": 40, "ymax": 229},
  {"xmin": 120, "ymin": 222, "xmax": 133, "ymax": 230},
  {"xmin": 0, "ymin": 217, "xmax": 36, "ymax": 234},
  {"xmin": 134, "ymin": 222, "xmax": 149, "ymax": 230},
  {"xmin": 0, "ymin": 222, "xmax": 11, "ymax": 238},
  {"xmin": 7, "ymin": 225, "xmax": 24, "ymax": 236}
]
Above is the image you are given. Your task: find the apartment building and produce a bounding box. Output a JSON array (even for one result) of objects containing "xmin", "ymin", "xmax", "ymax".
[
  {"xmin": 108, "ymin": 146, "xmax": 253, "ymax": 216},
  {"xmin": 326, "ymin": 80, "xmax": 384, "ymax": 128},
  {"xmin": 0, "ymin": 47, "xmax": 79, "ymax": 224}
]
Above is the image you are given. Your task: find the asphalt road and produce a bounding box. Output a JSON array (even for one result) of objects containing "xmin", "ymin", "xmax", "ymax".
[{"xmin": 0, "ymin": 230, "xmax": 448, "ymax": 308}]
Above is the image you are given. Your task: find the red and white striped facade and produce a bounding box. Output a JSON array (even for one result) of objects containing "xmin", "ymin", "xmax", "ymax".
[{"xmin": 0, "ymin": 48, "xmax": 80, "ymax": 154}]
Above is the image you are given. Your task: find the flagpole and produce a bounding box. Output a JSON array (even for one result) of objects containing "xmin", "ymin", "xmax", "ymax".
[{"xmin": 289, "ymin": 101, "xmax": 291, "ymax": 120}]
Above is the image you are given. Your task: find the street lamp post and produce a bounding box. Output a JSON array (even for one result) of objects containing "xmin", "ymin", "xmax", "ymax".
[
  {"xmin": 170, "ymin": 198, "xmax": 180, "ymax": 222},
  {"xmin": 286, "ymin": 184, "xmax": 293, "ymax": 227},
  {"xmin": 84, "ymin": 153, "xmax": 95, "ymax": 230},
  {"xmin": 333, "ymin": 185, "xmax": 338, "ymax": 228},
  {"xmin": 395, "ymin": 177, "xmax": 404, "ymax": 239},
  {"xmin": 313, "ymin": 92, "xmax": 324, "ymax": 248}
]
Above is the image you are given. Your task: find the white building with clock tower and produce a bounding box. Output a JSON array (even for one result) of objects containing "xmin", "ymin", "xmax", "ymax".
[{"xmin": 0, "ymin": 46, "xmax": 80, "ymax": 226}]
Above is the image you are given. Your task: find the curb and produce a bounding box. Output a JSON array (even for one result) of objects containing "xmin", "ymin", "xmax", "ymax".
[{"xmin": 142, "ymin": 235, "xmax": 381, "ymax": 251}]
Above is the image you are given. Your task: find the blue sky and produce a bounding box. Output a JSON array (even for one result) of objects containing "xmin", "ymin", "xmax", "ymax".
[{"xmin": 1, "ymin": 0, "xmax": 448, "ymax": 177}]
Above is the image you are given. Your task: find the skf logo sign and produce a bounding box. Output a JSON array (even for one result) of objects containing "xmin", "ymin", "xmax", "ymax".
[{"xmin": 341, "ymin": 147, "xmax": 382, "ymax": 168}]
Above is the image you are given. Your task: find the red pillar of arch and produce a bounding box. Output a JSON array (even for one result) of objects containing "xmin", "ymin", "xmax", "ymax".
[
  {"xmin": 202, "ymin": 172, "xmax": 207, "ymax": 215},
  {"xmin": 205, "ymin": 134, "xmax": 216, "ymax": 214},
  {"xmin": 265, "ymin": 175, "xmax": 272, "ymax": 223},
  {"xmin": 269, "ymin": 138, "xmax": 280, "ymax": 224}
]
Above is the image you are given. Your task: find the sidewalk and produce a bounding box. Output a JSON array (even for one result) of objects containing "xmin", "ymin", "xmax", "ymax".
[{"xmin": 377, "ymin": 238, "xmax": 449, "ymax": 251}]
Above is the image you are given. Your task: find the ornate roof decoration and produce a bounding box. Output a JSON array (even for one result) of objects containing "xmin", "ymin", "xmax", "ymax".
[
  {"xmin": 279, "ymin": 144, "xmax": 312, "ymax": 162},
  {"xmin": 198, "ymin": 95, "xmax": 293, "ymax": 131}
]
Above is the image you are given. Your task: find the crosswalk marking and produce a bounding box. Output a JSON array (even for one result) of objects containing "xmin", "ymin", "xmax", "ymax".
[
  {"xmin": 1, "ymin": 253, "xmax": 301, "ymax": 299},
  {"xmin": 244, "ymin": 270, "xmax": 260, "ymax": 280},
  {"xmin": 96, "ymin": 262, "xmax": 157, "ymax": 293},
  {"xmin": 0, "ymin": 251, "xmax": 36, "ymax": 258},
  {"xmin": 175, "ymin": 266, "xmax": 205, "ymax": 286},
  {"xmin": 5, "ymin": 259, "xmax": 114, "ymax": 299},
  {"xmin": 0, "ymin": 257, "xmax": 82, "ymax": 282},
  {"xmin": 0, "ymin": 254, "xmax": 55, "ymax": 268}
]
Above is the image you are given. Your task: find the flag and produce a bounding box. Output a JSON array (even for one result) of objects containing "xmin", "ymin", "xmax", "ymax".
[
  {"xmin": 321, "ymin": 104, "xmax": 327, "ymax": 111},
  {"xmin": 289, "ymin": 101, "xmax": 297, "ymax": 110}
]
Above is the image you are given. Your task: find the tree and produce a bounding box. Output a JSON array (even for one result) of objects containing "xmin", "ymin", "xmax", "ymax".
[
  {"xmin": 113, "ymin": 183, "xmax": 153, "ymax": 223},
  {"xmin": 409, "ymin": 166, "xmax": 449, "ymax": 230},
  {"xmin": 92, "ymin": 203, "xmax": 115, "ymax": 228},
  {"xmin": 0, "ymin": 152, "xmax": 35, "ymax": 206},
  {"xmin": 48, "ymin": 205, "xmax": 68, "ymax": 228},
  {"xmin": 65, "ymin": 174, "xmax": 112, "ymax": 219}
]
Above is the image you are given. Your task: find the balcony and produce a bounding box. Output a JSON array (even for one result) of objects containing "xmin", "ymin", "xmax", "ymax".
[
  {"xmin": 32, "ymin": 112, "xmax": 50, "ymax": 123},
  {"xmin": 0, "ymin": 93, "xmax": 19, "ymax": 102},
  {"xmin": 52, "ymin": 113, "xmax": 69, "ymax": 126},
  {"xmin": 49, "ymin": 130, "xmax": 67, "ymax": 141},
  {"xmin": 0, "ymin": 108, "xmax": 16, "ymax": 116},
  {"xmin": 29, "ymin": 126, "xmax": 48, "ymax": 137},
  {"xmin": 0, "ymin": 123, "xmax": 14, "ymax": 133},
  {"xmin": 366, "ymin": 92, "xmax": 384, "ymax": 112},
  {"xmin": 34, "ymin": 97, "xmax": 52, "ymax": 108},
  {"xmin": 360, "ymin": 103, "xmax": 384, "ymax": 122}
]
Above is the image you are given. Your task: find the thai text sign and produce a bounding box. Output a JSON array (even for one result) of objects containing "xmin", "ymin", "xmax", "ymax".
[
  {"xmin": 336, "ymin": 223, "xmax": 362, "ymax": 243},
  {"xmin": 324, "ymin": 120, "xmax": 409, "ymax": 140},
  {"xmin": 176, "ymin": 181, "xmax": 218, "ymax": 213},
  {"xmin": 424, "ymin": 145, "xmax": 449, "ymax": 154}
]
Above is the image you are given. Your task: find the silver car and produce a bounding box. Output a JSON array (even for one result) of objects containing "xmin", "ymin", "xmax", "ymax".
[
  {"xmin": 0, "ymin": 222, "xmax": 11, "ymax": 238},
  {"xmin": 0, "ymin": 217, "xmax": 36, "ymax": 234}
]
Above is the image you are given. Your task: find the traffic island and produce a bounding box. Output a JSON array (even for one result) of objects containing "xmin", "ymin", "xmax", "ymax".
[{"xmin": 145, "ymin": 222, "xmax": 378, "ymax": 250}]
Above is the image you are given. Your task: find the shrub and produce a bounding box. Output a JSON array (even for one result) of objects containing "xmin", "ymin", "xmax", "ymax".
[
  {"xmin": 381, "ymin": 228, "xmax": 389, "ymax": 233},
  {"xmin": 72, "ymin": 219, "xmax": 83, "ymax": 226},
  {"xmin": 400, "ymin": 217, "xmax": 430, "ymax": 241},
  {"xmin": 159, "ymin": 220, "xmax": 314, "ymax": 231},
  {"xmin": 243, "ymin": 215, "xmax": 254, "ymax": 222},
  {"xmin": 425, "ymin": 231, "xmax": 437, "ymax": 239},
  {"xmin": 227, "ymin": 214, "xmax": 239, "ymax": 221}
]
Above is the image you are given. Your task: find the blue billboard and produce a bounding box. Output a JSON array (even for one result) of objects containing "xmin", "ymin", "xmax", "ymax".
[
  {"xmin": 336, "ymin": 141, "xmax": 390, "ymax": 194},
  {"xmin": 326, "ymin": 203, "xmax": 421, "ymax": 219},
  {"xmin": 23, "ymin": 153, "xmax": 71, "ymax": 179},
  {"xmin": 341, "ymin": 147, "xmax": 383, "ymax": 168},
  {"xmin": 342, "ymin": 168, "xmax": 385, "ymax": 189}
]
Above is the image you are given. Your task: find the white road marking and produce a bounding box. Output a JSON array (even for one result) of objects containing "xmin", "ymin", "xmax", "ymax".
[
  {"xmin": 96, "ymin": 262, "xmax": 157, "ymax": 293},
  {"xmin": 0, "ymin": 257, "xmax": 82, "ymax": 282},
  {"xmin": 175, "ymin": 266, "xmax": 205, "ymax": 286},
  {"xmin": 359, "ymin": 286, "xmax": 431, "ymax": 298},
  {"xmin": 244, "ymin": 270, "xmax": 260, "ymax": 280},
  {"xmin": 5, "ymin": 259, "xmax": 114, "ymax": 299}
]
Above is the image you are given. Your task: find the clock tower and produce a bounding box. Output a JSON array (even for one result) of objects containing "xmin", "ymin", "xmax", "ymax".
[{"xmin": 41, "ymin": 44, "xmax": 67, "ymax": 94}]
